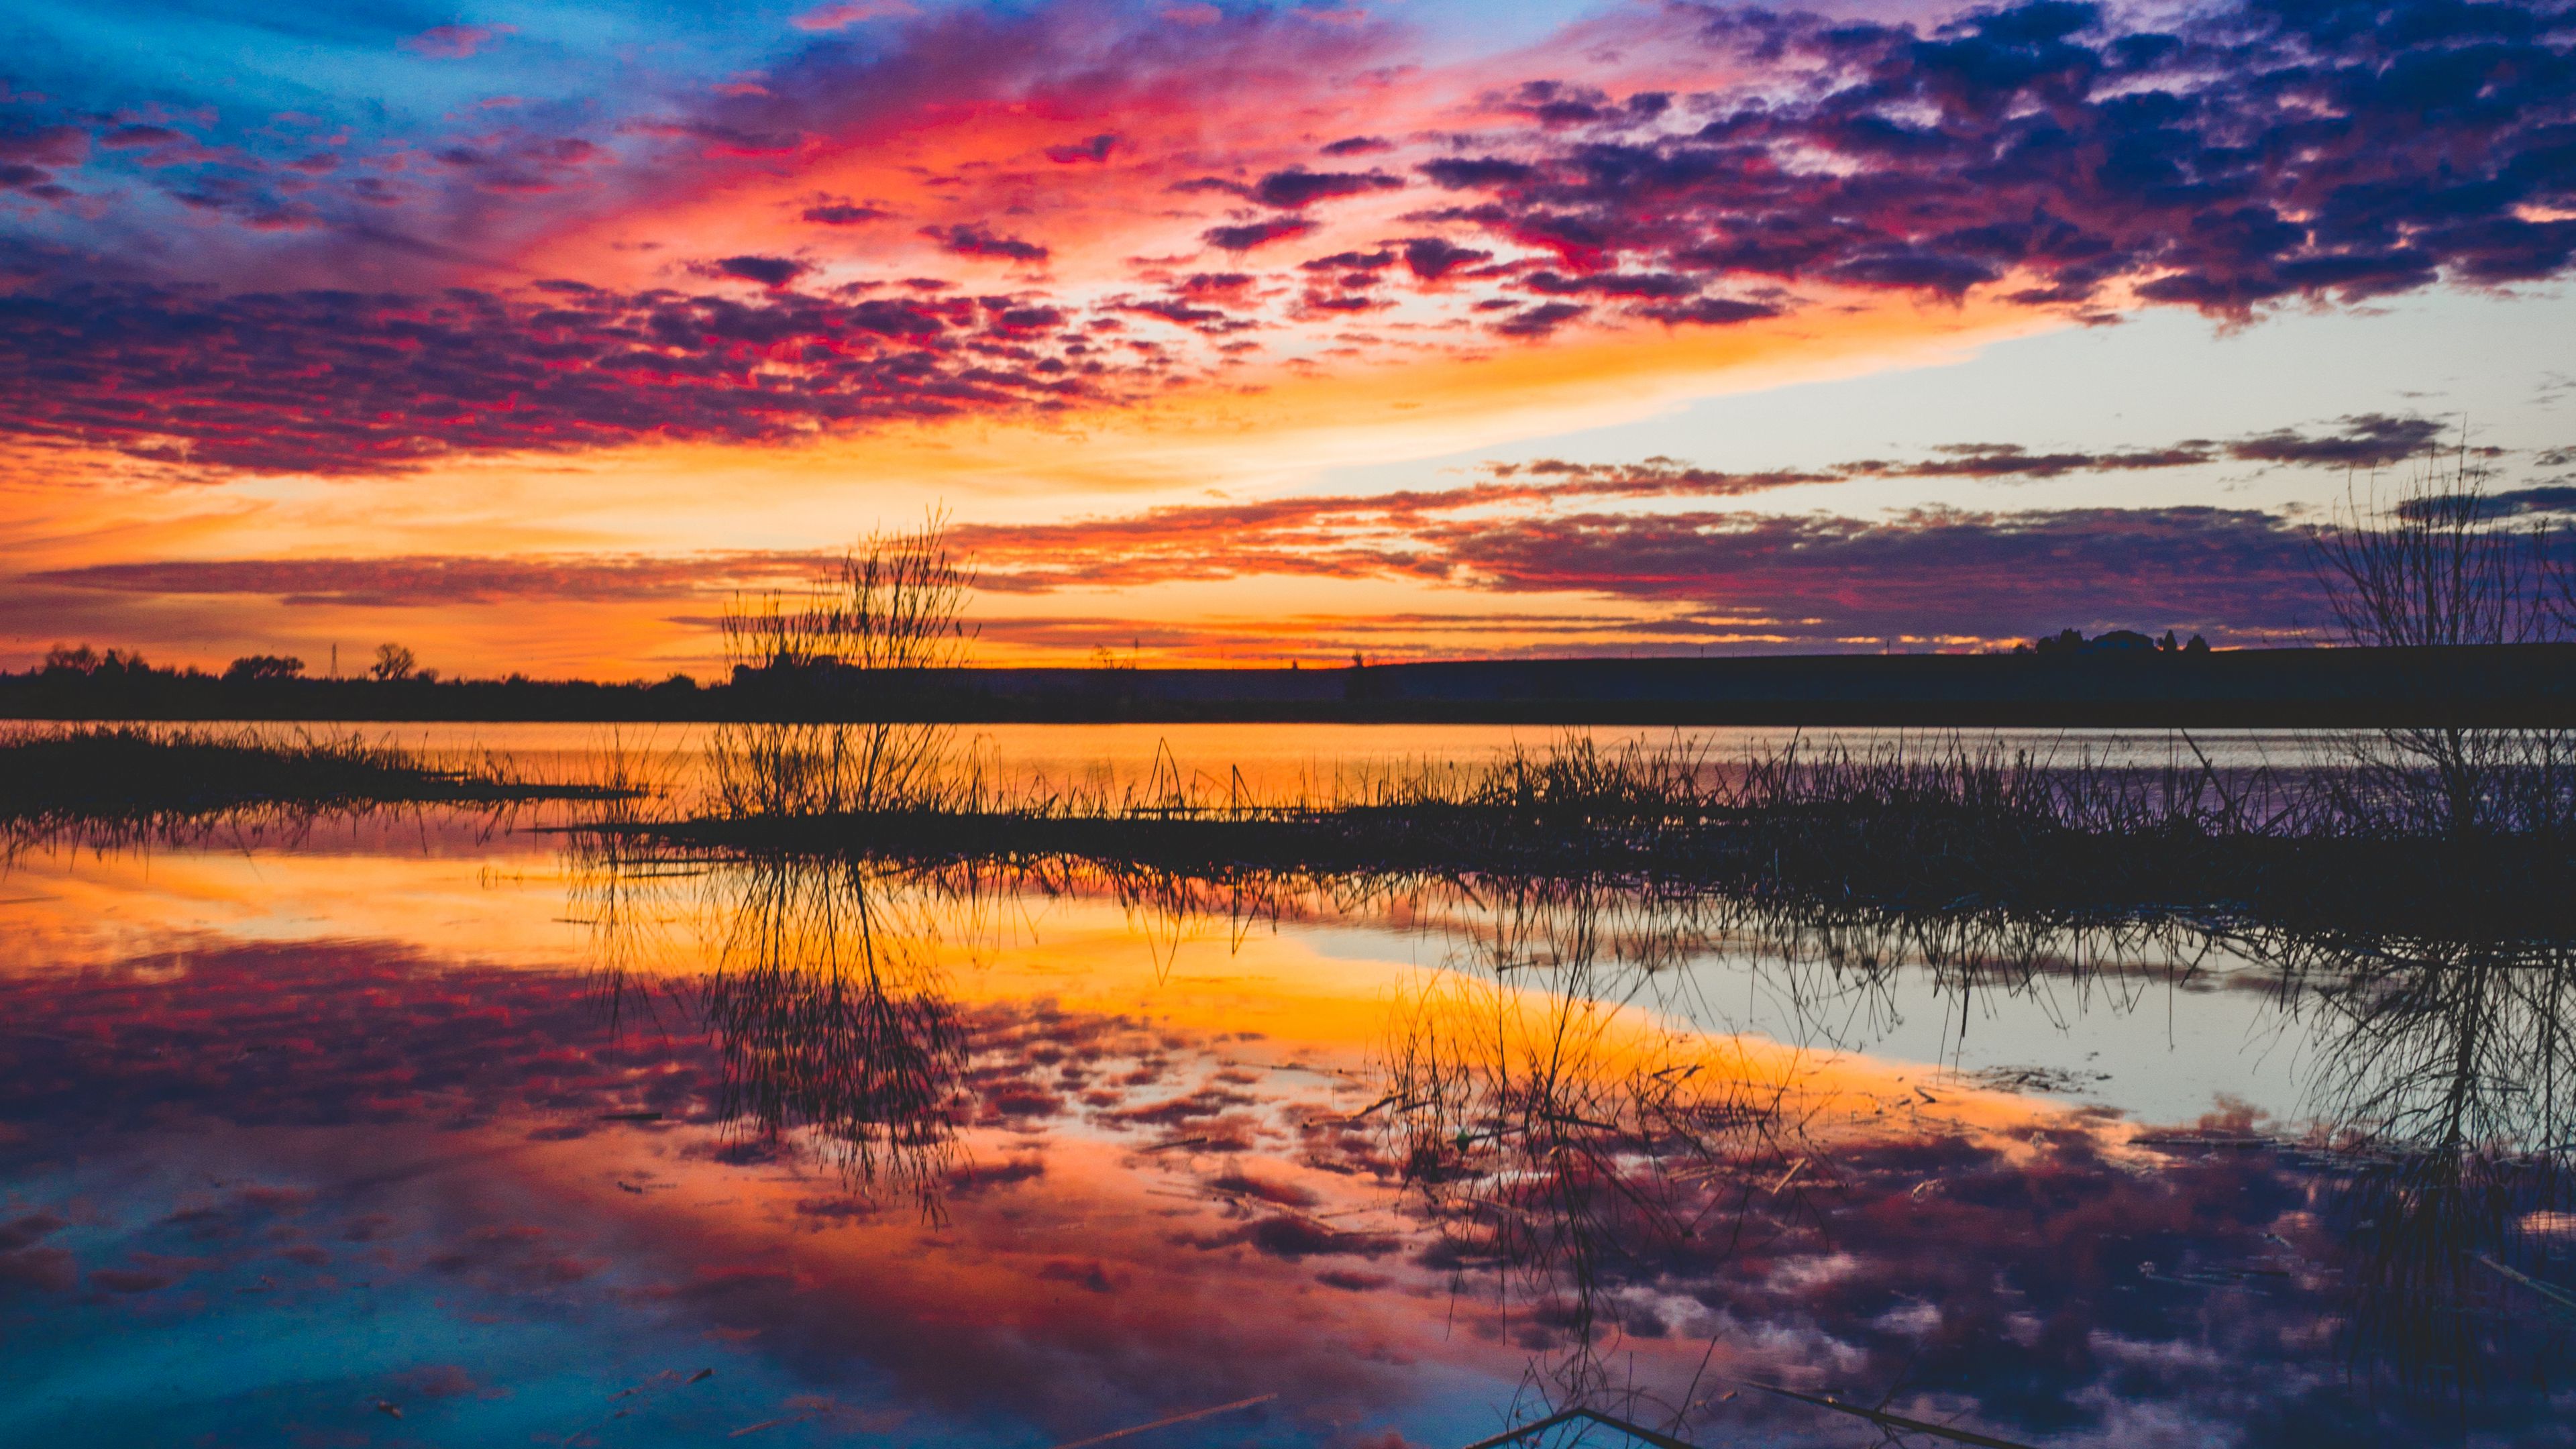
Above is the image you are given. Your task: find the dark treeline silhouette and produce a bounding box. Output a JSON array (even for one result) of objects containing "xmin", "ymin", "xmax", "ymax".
[
  {"xmin": 12, "ymin": 642, "xmax": 2576, "ymax": 726},
  {"xmin": 3, "ymin": 644, "xmax": 711, "ymax": 720}
]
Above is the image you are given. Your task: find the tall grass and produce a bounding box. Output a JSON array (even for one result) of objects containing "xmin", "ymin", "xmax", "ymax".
[
  {"xmin": 623, "ymin": 727, "xmax": 2576, "ymax": 937},
  {"xmin": 2309, "ymin": 435, "xmax": 2576, "ymax": 837},
  {"xmin": 0, "ymin": 722, "xmax": 625, "ymax": 849},
  {"xmin": 709, "ymin": 517, "xmax": 978, "ymax": 816}
]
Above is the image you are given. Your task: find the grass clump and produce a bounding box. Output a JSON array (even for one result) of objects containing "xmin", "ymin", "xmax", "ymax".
[
  {"xmin": 610, "ymin": 731, "xmax": 2576, "ymax": 939},
  {"xmin": 0, "ymin": 722, "xmax": 627, "ymax": 835}
]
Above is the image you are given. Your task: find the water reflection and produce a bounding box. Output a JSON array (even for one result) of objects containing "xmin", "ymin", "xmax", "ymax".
[
  {"xmin": 1372, "ymin": 879, "xmax": 1805, "ymax": 1421},
  {"xmin": 2237, "ymin": 930, "xmax": 2576, "ymax": 1397},
  {"xmin": 13, "ymin": 813, "xmax": 2576, "ymax": 1446},
  {"xmin": 1370, "ymin": 885, "xmax": 2576, "ymax": 1439},
  {"xmin": 555, "ymin": 835, "xmax": 2576, "ymax": 1442},
  {"xmin": 576, "ymin": 845, "xmax": 973, "ymax": 1212}
]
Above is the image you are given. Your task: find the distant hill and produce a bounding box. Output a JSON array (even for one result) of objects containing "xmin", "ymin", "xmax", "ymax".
[{"xmin": 8, "ymin": 643, "xmax": 2576, "ymax": 726}]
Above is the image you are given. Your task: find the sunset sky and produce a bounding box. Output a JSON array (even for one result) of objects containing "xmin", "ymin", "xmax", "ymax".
[{"xmin": 4, "ymin": 0, "xmax": 2573, "ymax": 675}]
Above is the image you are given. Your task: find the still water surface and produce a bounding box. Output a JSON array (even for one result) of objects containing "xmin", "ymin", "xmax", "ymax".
[
  {"xmin": 3, "ymin": 727, "xmax": 2569, "ymax": 1447},
  {"xmin": 155, "ymin": 721, "xmax": 2364, "ymax": 806}
]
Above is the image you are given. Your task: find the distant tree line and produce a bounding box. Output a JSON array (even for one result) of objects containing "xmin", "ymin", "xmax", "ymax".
[
  {"xmin": 2017, "ymin": 628, "xmax": 2211, "ymax": 655},
  {"xmin": 32, "ymin": 640, "xmax": 702, "ymax": 688},
  {"xmin": 7, "ymin": 641, "xmax": 710, "ymax": 721}
]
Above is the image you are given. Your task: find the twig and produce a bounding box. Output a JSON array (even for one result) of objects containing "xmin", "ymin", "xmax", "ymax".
[
  {"xmin": 1455, "ymin": 1406, "xmax": 1705, "ymax": 1449},
  {"xmin": 1046, "ymin": 1393, "xmax": 1277, "ymax": 1449},
  {"xmin": 2477, "ymin": 1253, "xmax": 2576, "ymax": 1316},
  {"xmin": 1741, "ymin": 1381, "xmax": 2043, "ymax": 1449}
]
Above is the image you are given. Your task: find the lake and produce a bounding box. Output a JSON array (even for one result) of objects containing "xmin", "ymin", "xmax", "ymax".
[{"xmin": 3, "ymin": 724, "xmax": 2568, "ymax": 1447}]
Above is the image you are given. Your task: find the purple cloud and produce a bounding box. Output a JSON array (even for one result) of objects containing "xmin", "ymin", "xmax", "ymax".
[
  {"xmin": 1249, "ymin": 168, "xmax": 1403, "ymax": 209},
  {"xmin": 1201, "ymin": 217, "xmax": 1316, "ymax": 251},
  {"xmin": 705, "ymin": 254, "xmax": 814, "ymax": 288},
  {"xmin": 920, "ymin": 223, "xmax": 1051, "ymax": 262},
  {"xmin": 1405, "ymin": 0, "xmax": 2576, "ymax": 314}
]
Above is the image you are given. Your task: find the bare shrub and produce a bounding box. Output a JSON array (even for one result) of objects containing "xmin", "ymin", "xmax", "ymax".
[
  {"xmin": 2307, "ymin": 435, "xmax": 2576, "ymax": 836},
  {"xmin": 710, "ymin": 515, "xmax": 978, "ymax": 816}
]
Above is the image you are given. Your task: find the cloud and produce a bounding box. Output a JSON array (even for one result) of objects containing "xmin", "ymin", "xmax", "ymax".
[
  {"xmin": 400, "ymin": 24, "xmax": 513, "ymax": 59},
  {"xmin": 1301, "ymin": 249, "xmax": 1393, "ymax": 274},
  {"xmin": 0, "ymin": 119, "xmax": 83, "ymax": 199},
  {"xmin": 1636, "ymin": 297, "xmax": 1778, "ymax": 326},
  {"xmin": 1840, "ymin": 442, "xmax": 2219, "ymax": 480},
  {"xmin": 702, "ymin": 254, "xmax": 815, "ymax": 288},
  {"xmin": 4, "ymin": 0, "xmax": 2572, "ymax": 483},
  {"xmin": 791, "ymin": 1, "xmax": 917, "ymax": 30},
  {"xmin": 920, "ymin": 223, "xmax": 1051, "ymax": 262},
  {"xmin": 1523, "ymin": 270, "xmax": 1701, "ymax": 299},
  {"xmin": 0, "ymin": 282, "xmax": 1125, "ymax": 472},
  {"xmin": 2491, "ymin": 486, "xmax": 2576, "ymax": 515},
  {"xmin": 99, "ymin": 125, "xmax": 184, "ymax": 152},
  {"xmin": 1489, "ymin": 301, "xmax": 1587, "ymax": 336},
  {"xmin": 1419, "ymin": 504, "xmax": 2318, "ymax": 640},
  {"xmin": 1399, "ymin": 237, "xmax": 1489, "ymax": 280},
  {"xmin": 802, "ymin": 202, "xmax": 892, "ymax": 225},
  {"xmin": 1201, "ymin": 217, "xmax": 1316, "ymax": 251},
  {"xmin": 34, "ymin": 416, "xmax": 2479, "ymax": 643},
  {"xmin": 924, "ymin": 441, "xmax": 2328, "ymax": 642},
  {"xmin": 1042, "ymin": 133, "xmax": 1120, "ymax": 164},
  {"xmin": 1249, "ymin": 168, "xmax": 1403, "ymax": 209},
  {"xmin": 2226, "ymin": 414, "xmax": 2449, "ymax": 470},
  {"xmin": 1400, "ymin": 0, "xmax": 2576, "ymax": 316},
  {"xmin": 31, "ymin": 553, "xmax": 818, "ymax": 608}
]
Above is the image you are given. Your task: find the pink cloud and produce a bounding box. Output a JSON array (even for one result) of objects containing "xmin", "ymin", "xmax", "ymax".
[
  {"xmin": 792, "ymin": 1, "xmax": 917, "ymax": 32},
  {"xmin": 400, "ymin": 24, "xmax": 515, "ymax": 60}
]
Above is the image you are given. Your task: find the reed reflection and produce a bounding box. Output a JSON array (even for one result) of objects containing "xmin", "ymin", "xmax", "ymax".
[
  {"xmin": 1357, "ymin": 881, "xmax": 2576, "ymax": 1434},
  {"xmin": 1369, "ymin": 879, "xmax": 1809, "ymax": 1426},
  {"xmin": 563, "ymin": 824, "xmax": 2576, "ymax": 1439},
  {"xmin": 2231, "ymin": 928, "xmax": 2576, "ymax": 1396},
  {"xmin": 572, "ymin": 843, "xmax": 975, "ymax": 1213},
  {"xmin": 703, "ymin": 855, "xmax": 971, "ymax": 1211}
]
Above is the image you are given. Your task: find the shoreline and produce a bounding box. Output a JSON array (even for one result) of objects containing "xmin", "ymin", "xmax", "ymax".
[{"xmin": 9, "ymin": 643, "xmax": 2576, "ymax": 727}]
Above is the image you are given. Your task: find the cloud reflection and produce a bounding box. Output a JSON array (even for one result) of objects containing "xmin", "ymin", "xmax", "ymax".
[{"xmin": 7, "ymin": 834, "xmax": 2576, "ymax": 1444}]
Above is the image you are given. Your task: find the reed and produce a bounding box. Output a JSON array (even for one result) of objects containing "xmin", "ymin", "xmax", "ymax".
[
  {"xmin": 612, "ymin": 729, "xmax": 2576, "ymax": 938},
  {"xmin": 0, "ymin": 721, "xmax": 624, "ymax": 838},
  {"xmin": 707, "ymin": 516, "xmax": 977, "ymax": 818},
  {"xmin": 2308, "ymin": 435, "xmax": 2576, "ymax": 839}
]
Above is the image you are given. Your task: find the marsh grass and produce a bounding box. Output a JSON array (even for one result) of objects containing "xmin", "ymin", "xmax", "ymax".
[
  {"xmin": 708, "ymin": 518, "xmax": 977, "ymax": 818},
  {"xmin": 0, "ymin": 722, "xmax": 633, "ymax": 851},
  {"xmin": 624, "ymin": 731, "xmax": 2576, "ymax": 938}
]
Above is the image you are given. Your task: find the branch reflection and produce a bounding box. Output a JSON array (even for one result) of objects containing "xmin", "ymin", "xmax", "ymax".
[
  {"xmin": 570, "ymin": 842, "xmax": 973, "ymax": 1214},
  {"xmin": 2238, "ymin": 928, "xmax": 2576, "ymax": 1395},
  {"xmin": 566, "ymin": 834, "xmax": 2576, "ymax": 1431},
  {"xmin": 1372, "ymin": 879, "xmax": 1810, "ymax": 1426}
]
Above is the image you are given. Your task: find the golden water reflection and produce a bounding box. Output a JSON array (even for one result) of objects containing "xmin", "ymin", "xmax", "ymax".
[{"xmin": 5, "ymin": 817, "xmax": 2575, "ymax": 1446}]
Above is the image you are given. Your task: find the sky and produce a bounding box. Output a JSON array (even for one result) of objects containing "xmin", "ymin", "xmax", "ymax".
[{"xmin": 3, "ymin": 0, "xmax": 2574, "ymax": 675}]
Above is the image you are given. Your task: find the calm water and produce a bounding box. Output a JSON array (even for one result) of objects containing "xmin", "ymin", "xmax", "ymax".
[
  {"xmin": 5, "ymin": 728, "xmax": 2572, "ymax": 1447},
  {"xmin": 136, "ymin": 720, "xmax": 2374, "ymax": 808}
]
